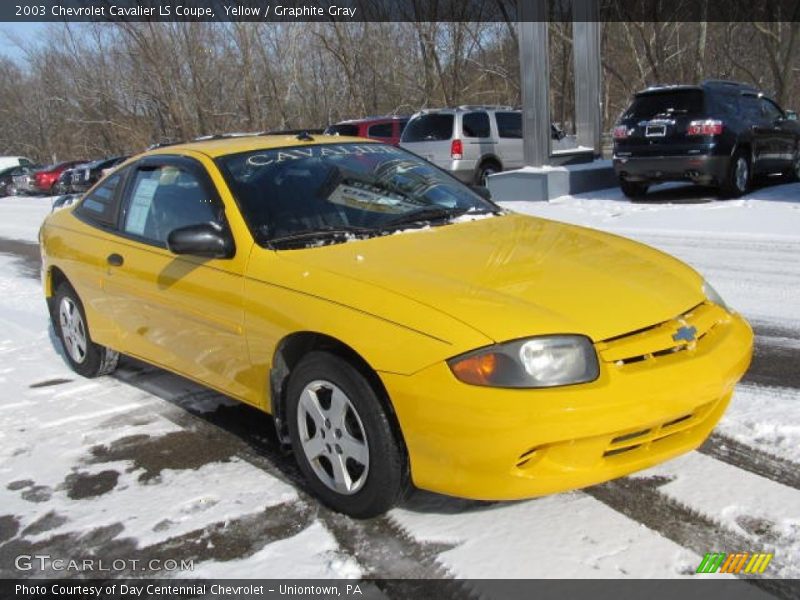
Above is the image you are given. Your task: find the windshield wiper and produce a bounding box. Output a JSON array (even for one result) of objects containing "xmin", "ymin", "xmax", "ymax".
[
  {"xmin": 267, "ymin": 225, "xmax": 373, "ymax": 249},
  {"xmin": 379, "ymin": 206, "xmax": 467, "ymax": 229}
]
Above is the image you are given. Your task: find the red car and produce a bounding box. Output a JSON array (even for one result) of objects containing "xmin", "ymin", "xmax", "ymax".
[
  {"xmin": 324, "ymin": 116, "xmax": 410, "ymax": 146},
  {"xmin": 33, "ymin": 160, "xmax": 87, "ymax": 194}
]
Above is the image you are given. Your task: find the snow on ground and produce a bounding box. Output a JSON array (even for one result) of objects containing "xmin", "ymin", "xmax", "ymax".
[
  {"xmin": 0, "ymin": 195, "xmax": 53, "ymax": 242},
  {"xmin": 0, "ymin": 208, "xmax": 360, "ymax": 578},
  {"xmin": 1, "ymin": 186, "xmax": 800, "ymax": 584}
]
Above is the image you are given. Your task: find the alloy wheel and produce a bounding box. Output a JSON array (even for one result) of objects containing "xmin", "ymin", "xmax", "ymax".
[
  {"xmin": 735, "ymin": 156, "xmax": 749, "ymax": 193},
  {"xmin": 59, "ymin": 296, "xmax": 87, "ymax": 364},
  {"xmin": 296, "ymin": 379, "xmax": 370, "ymax": 495}
]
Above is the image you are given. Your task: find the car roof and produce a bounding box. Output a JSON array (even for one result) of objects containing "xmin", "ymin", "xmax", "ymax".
[{"xmin": 146, "ymin": 134, "xmax": 377, "ymax": 159}]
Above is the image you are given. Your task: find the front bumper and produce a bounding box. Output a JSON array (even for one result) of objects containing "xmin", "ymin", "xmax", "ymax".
[
  {"xmin": 614, "ymin": 154, "xmax": 729, "ymax": 185},
  {"xmin": 380, "ymin": 310, "xmax": 752, "ymax": 500}
]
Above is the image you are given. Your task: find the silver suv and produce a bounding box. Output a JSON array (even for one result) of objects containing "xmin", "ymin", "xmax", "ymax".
[{"xmin": 400, "ymin": 106, "xmax": 527, "ymax": 185}]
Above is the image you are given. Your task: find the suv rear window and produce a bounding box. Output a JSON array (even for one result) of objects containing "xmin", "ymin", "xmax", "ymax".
[
  {"xmin": 625, "ymin": 90, "xmax": 705, "ymax": 119},
  {"xmin": 402, "ymin": 114, "xmax": 454, "ymax": 142},
  {"xmin": 326, "ymin": 124, "xmax": 360, "ymax": 137}
]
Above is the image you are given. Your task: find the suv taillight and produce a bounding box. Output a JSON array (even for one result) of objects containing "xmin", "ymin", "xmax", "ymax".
[
  {"xmin": 687, "ymin": 119, "xmax": 723, "ymax": 136},
  {"xmin": 451, "ymin": 139, "xmax": 463, "ymax": 160},
  {"xmin": 612, "ymin": 125, "xmax": 630, "ymax": 140}
]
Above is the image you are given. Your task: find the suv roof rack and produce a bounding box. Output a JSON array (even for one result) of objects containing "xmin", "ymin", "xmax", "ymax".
[{"xmin": 456, "ymin": 104, "xmax": 516, "ymax": 111}]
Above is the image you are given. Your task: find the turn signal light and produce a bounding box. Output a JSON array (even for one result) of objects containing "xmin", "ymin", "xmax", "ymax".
[{"xmin": 450, "ymin": 352, "xmax": 498, "ymax": 386}]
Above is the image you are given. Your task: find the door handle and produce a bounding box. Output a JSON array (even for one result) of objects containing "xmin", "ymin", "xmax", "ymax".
[{"xmin": 107, "ymin": 253, "xmax": 124, "ymax": 267}]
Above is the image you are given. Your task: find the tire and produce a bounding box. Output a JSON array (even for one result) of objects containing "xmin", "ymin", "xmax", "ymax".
[
  {"xmin": 0, "ymin": 183, "xmax": 8, "ymax": 197},
  {"xmin": 52, "ymin": 283, "xmax": 119, "ymax": 378},
  {"xmin": 783, "ymin": 149, "xmax": 800, "ymax": 183},
  {"xmin": 720, "ymin": 150, "xmax": 750, "ymax": 198},
  {"xmin": 620, "ymin": 179, "xmax": 649, "ymax": 199},
  {"xmin": 286, "ymin": 351, "xmax": 407, "ymax": 518},
  {"xmin": 474, "ymin": 161, "xmax": 501, "ymax": 187}
]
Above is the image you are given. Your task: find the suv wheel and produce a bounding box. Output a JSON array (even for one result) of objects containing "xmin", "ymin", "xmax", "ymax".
[
  {"xmin": 721, "ymin": 150, "xmax": 750, "ymax": 197},
  {"xmin": 784, "ymin": 149, "xmax": 800, "ymax": 183},
  {"xmin": 620, "ymin": 180, "xmax": 648, "ymax": 200},
  {"xmin": 475, "ymin": 161, "xmax": 501, "ymax": 186},
  {"xmin": 286, "ymin": 351, "xmax": 407, "ymax": 518}
]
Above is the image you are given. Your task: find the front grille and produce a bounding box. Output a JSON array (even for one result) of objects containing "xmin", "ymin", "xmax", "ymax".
[{"xmin": 598, "ymin": 302, "xmax": 727, "ymax": 367}]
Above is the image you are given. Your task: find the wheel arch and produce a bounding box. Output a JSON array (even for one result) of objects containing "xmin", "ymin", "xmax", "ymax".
[
  {"xmin": 269, "ymin": 331, "xmax": 407, "ymax": 455},
  {"xmin": 45, "ymin": 265, "xmax": 71, "ymax": 316}
]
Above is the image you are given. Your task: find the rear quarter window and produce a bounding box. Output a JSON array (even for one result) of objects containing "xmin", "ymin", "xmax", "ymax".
[
  {"xmin": 401, "ymin": 114, "xmax": 454, "ymax": 142},
  {"xmin": 367, "ymin": 122, "xmax": 393, "ymax": 138},
  {"xmin": 462, "ymin": 112, "xmax": 491, "ymax": 138},
  {"xmin": 496, "ymin": 112, "xmax": 523, "ymax": 138},
  {"xmin": 325, "ymin": 124, "xmax": 360, "ymax": 137},
  {"xmin": 74, "ymin": 172, "xmax": 125, "ymax": 228}
]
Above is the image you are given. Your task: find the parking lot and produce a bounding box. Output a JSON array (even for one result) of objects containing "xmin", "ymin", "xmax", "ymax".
[{"xmin": 0, "ymin": 179, "xmax": 797, "ymax": 596}]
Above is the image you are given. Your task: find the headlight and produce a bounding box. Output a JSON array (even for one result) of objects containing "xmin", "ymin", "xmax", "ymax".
[
  {"xmin": 448, "ymin": 335, "xmax": 599, "ymax": 388},
  {"xmin": 703, "ymin": 280, "xmax": 729, "ymax": 311}
]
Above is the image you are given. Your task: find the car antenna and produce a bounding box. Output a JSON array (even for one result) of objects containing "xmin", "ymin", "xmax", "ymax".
[{"xmin": 296, "ymin": 131, "xmax": 314, "ymax": 142}]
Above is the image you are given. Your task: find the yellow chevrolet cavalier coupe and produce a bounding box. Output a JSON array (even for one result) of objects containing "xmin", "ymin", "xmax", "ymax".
[{"xmin": 39, "ymin": 134, "xmax": 753, "ymax": 517}]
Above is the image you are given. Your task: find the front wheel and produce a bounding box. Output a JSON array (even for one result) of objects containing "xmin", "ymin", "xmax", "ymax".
[
  {"xmin": 52, "ymin": 283, "xmax": 119, "ymax": 378},
  {"xmin": 784, "ymin": 149, "xmax": 800, "ymax": 183},
  {"xmin": 721, "ymin": 151, "xmax": 750, "ymax": 198},
  {"xmin": 286, "ymin": 352, "xmax": 407, "ymax": 518},
  {"xmin": 620, "ymin": 179, "xmax": 649, "ymax": 199}
]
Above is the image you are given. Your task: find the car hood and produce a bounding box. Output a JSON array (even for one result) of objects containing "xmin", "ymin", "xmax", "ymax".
[{"xmin": 273, "ymin": 213, "xmax": 705, "ymax": 344}]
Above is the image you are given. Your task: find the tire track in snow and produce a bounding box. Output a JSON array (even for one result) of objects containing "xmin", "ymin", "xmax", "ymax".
[
  {"xmin": 584, "ymin": 477, "xmax": 796, "ymax": 599},
  {"xmin": 699, "ymin": 433, "xmax": 800, "ymax": 492},
  {"xmin": 114, "ymin": 365, "xmax": 469, "ymax": 589}
]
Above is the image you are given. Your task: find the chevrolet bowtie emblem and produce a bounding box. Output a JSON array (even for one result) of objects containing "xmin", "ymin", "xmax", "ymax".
[{"xmin": 673, "ymin": 325, "xmax": 698, "ymax": 343}]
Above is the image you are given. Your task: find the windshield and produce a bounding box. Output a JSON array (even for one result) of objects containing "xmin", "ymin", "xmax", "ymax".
[
  {"xmin": 625, "ymin": 90, "xmax": 705, "ymax": 119},
  {"xmin": 217, "ymin": 143, "xmax": 496, "ymax": 248}
]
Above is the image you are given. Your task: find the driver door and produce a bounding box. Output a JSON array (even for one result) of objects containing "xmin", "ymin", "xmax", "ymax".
[{"xmin": 102, "ymin": 155, "xmax": 252, "ymax": 401}]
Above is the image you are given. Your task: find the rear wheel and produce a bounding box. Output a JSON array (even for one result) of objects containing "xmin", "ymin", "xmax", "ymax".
[
  {"xmin": 475, "ymin": 161, "xmax": 501, "ymax": 186},
  {"xmin": 784, "ymin": 149, "xmax": 800, "ymax": 183},
  {"xmin": 620, "ymin": 179, "xmax": 649, "ymax": 199},
  {"xmin": 286, "ymin": 351, "xmax": 407, "ymax": 518},
  {"xmin": 721, "ymin": 150, "xmax": 750, "ymax": 197},
  {"xmin": 52, "ymin": 283, "xmax": 119, "ymax": 378}
]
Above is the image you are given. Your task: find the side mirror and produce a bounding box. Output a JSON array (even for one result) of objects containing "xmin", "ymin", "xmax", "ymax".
[
  {"xmin": 470, "ymin": 185, "xmax": 492, "ymax": 201},
  {"xmin": 786, "ymin": 110, "xmax": 798, "ymax": 121},
  {"xmin": 167, "ymin": 223, "xmax": 234, "ymax": 259}
]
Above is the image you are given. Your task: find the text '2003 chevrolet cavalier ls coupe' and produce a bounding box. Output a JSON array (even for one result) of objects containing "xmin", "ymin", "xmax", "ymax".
[{"xmin": 39, "ymin": 134, "xmax": 753, "ymax": 517}]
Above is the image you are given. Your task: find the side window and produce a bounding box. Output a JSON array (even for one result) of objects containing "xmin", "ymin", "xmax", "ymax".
[
  {"xmin": 19, "ymin": 158, "xmax": 33, "ymax": 166},
  {"xmin": 462, "ymin": 112, "xmax": 491, "ymax": 138},
  {"xmin": 367, "ymin": 122, "xmax": 393, "ymax": 138},
  {"xmin": 761, "ymin": 98, "xmax": 784, "ymax": 121},
  {"xmin": 739, "ymin": 96, "xmax": 763, "ymax": 122},
  {"xmin": 397, "ymin": 119, "xmax": 409, "ymax": 136},
  {"xmin": 711, "ymin": 94, "xmax": 738, "ymax": 118},
  {"xmin": 75, "ymin": 172, "xmax": 124, "ymax": 227},
  {"xmin": 496, "ymin": 112, "xmax": 522, "ymax": 138},
  {"xmin": 122, "ymin": 165, "xmax": 222, "ymax": 246}
]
